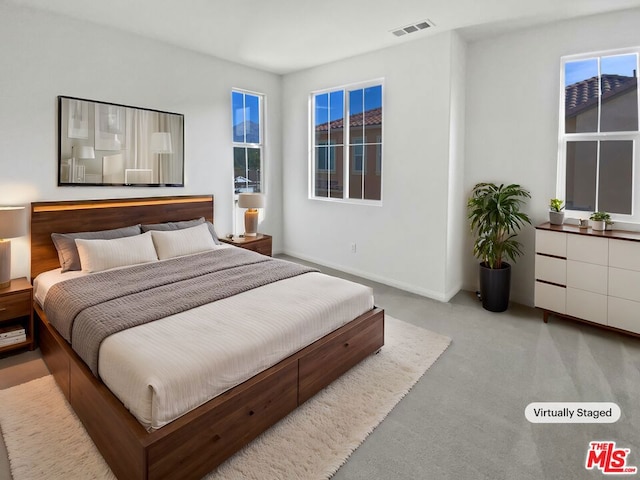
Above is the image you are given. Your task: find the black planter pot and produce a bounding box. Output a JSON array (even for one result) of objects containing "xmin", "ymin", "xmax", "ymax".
[{"xmin": 479, "ymin": 262, "xmax": 511, "ymax": 312}]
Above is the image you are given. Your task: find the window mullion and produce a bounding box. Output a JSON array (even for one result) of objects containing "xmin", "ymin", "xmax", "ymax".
[
  {"xmin": 595, "ymin": 141, "xmax": 601, "ymax": 212},
  {"xmin": 597, "ymin": 57, "xmax": 602, "ymax": 135},
  {"xmin": 328, "ymin": 95, "xmax": 332, "ymax": 197},
  {"xmin": 344, "ymin": 91, "xmax": 350, "ymax": 200}
]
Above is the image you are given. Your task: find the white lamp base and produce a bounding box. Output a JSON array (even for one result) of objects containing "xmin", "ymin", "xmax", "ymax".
[
  {"xmin": 0, "ymin": 240, "xmax": 11, "ymax": 289},
  {"xmin": 244, "ymin": 209, "xmax": 259, "ymax": 237}
]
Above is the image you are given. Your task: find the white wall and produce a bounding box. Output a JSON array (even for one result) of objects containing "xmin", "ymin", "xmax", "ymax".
[
  {"xmin": 282, "ymin": 31, "xmax": 466, "ymax": 301},
  {"xmin": 464, "ymin": 7, "xmax": 640, "ymax": 306},
  {"xmin": 445, "ymin": 33, "xmax": 467, "ymax": 300},
  {"xmin": 0, "ymin": 2, "xmax": 283, "ymax": 281}
]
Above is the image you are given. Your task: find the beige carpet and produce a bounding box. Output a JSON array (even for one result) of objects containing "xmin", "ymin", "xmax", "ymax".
[{"xmin": 0, "ymin": 316, "xmax": 450, "ymax": 480}]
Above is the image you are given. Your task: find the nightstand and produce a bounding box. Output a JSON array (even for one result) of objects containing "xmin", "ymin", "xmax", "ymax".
[
  {"xmin": 0, "ymin": 277, "xmax": 34, "ymax": 355},
  {"xmin": 219, "ymin": 234, "xmax": 272, "ymax": 256}
]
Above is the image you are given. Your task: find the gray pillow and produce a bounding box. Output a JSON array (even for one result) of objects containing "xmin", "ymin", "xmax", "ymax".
[
  {"xmin": 51, "ymin": 224, "xmax": 142, "ymax": 272},
  {"xmin": 141, "ymin": 217, "xmax": 220, "ymax": 244}
]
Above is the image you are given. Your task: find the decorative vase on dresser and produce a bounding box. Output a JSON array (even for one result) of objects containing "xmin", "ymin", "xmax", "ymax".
[{"xmin": 534, "ymin": 223, "xmax": 640, "ymax": 336}]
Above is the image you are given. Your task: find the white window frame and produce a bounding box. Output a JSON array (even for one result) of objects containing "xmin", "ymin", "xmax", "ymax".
[
  {"xmin": 557, "ymin": 47, "xmax": 640, "ymax": 223},
  {"xmin": 232, "ymin": 89, "xmax": 265, "ymax": 195},
  {"xmin": 232, "ymin": 89, "xmax": 265, "ymax": 234},
  {"xmin": 309, "ymin": 79, "xmax": 384, "ymax": 205}
]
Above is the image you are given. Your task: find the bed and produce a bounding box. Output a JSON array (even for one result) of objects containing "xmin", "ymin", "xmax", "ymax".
[{"xmin": 30, "ymin": 195, "xmax": 385, "ymax": 480}]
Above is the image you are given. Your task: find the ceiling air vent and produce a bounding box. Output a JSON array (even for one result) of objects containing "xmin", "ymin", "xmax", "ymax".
[{"xmin": 391, "ymin": 20, "xmax": 434, "ymax": 37}]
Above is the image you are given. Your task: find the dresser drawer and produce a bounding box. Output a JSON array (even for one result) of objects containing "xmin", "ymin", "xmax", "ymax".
[
  {"xmin": 535, "ymin": 281, "xmax": 566, "ymax": 314},
  {"xmin": 567, "ymin": 235, "xmax": 608, "ymax": 265},
  {"xmin": 608, "ymin": 297, "xmax": 640, "ymax": 334},
  {"xmin": 0, "ymin": 291, "xmax": 31, "ymax": 321},
  {"xmin": 609, "ymin": 239, "xmax": 640, "ymax": 272},
  {"xmin": 567, "ymin": 260, "xmax": 607, "ymax": 294},
  {"xmin": 566, "ymin": 287, "xmax": 607, "ymax": 325},
  {"xmin": 535, "ymin": 255, "xmax": 566, "ymax": 285},
  {"xmin": 609, "ymin": 267, "xmax": 640, "ymax": 302},
  {"xmin": 535, "ymin": 230, "xmax": 566, "ymax": 257}
]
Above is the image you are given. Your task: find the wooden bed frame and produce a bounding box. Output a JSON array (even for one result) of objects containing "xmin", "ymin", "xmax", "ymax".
[{"xmin": 30, "ymin": 195, "xmax": 385, "ymax": 480}]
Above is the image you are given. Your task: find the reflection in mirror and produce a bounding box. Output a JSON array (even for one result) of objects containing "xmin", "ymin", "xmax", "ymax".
[{"xmin": 58, "ymin": 96, "xmax": 184, "ymax": 186}]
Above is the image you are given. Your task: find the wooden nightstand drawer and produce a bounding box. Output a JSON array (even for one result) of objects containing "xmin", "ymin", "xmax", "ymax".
[
  {"xmin": 0, "ymin": 291, "xmax": 31, "ymax": 321},
  {"xmin": 0, "ymin": 278, "xmax": 35, "ymax": 354},
  {"xmin": 219, "ymin": 234, "xmax": 273, "ymax": 257},
  {"xmin": 252, "ymin": 240, "xmax": 272, "ymax": 256}
]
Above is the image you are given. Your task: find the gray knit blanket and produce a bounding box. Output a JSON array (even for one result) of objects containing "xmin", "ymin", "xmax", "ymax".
[{"xmin": 44, "ymin": 248, "xmax": 317, "ymax": 376}]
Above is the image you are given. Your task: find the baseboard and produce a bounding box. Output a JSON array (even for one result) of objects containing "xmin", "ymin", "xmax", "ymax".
[{"xmin": 283, "ymin": 249, "xmax": 456, "ymax": 303}]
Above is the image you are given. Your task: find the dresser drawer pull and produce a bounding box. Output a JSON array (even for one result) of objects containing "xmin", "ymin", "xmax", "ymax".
[{"xmin": 0, "ymin": 307, "xmax": 6, "ymax": 312}]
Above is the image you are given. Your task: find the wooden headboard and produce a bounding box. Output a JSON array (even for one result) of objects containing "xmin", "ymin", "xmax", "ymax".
[{"xmin": 30, "ymin": 195, "xmax": 214, "ymax": 280}]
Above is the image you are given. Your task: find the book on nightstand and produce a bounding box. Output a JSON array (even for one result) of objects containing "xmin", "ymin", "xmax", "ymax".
[
  {"xmin": 0, "ymin": 325, "xmax": 26, "ymax": 340},
  {"xmin": 0, "ymin": 334, "xmax": 27, "ymax": 347}
]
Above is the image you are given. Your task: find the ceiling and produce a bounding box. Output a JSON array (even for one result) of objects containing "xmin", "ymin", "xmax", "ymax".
[{"xmin": 9, "ymin": 0, "xmax": 640, "ymax": 74}]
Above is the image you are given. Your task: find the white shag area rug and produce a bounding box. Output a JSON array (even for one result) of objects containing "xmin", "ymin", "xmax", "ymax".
[{"xmin": 0, "ymin": 316, "xmax": 450, "ymax": 480}]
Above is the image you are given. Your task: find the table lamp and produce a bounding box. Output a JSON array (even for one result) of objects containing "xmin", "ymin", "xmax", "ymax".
[
  {"xmin": 70, "ymin": 145, "xmax": 95, "ymax": 182},
  {"xmin": 150, "ymin": 132, "xmax": 173, "ymax": 154},
  {"xmin": 151, "ymin": 133, "xmax": 173, "ymax": 183},
  {"xmin": 0, "ymin": 206, "xmax": 26, "ymax": 289},
  {"xmin": 238, "ymin": 193, "xmax": 265, "ymax": 237}
]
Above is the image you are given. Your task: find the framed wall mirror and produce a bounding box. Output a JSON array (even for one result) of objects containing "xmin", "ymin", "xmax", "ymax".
[{"xmin": 58, "ymin": 96, "xmax": 184, "ymax": 186}]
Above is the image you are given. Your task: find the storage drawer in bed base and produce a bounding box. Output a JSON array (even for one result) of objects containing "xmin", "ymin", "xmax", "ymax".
[{"xmin": 299, "ymin": 311, "xmax": 385, "ymax": 404}]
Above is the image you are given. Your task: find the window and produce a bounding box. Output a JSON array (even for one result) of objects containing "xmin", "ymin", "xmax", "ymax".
[
  {"xmin": 232, "ymin": 90, "xmax": 263, "ymax": 194},
  {"xmin": 311, "ymin": 81, "xmax": 383, "ymax": 202},
  {"xmin": 558, "ymin": 50, "xmax": 639, "ymax": 219}
]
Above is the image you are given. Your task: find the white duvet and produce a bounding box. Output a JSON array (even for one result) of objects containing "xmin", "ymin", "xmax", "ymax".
[{"xmin": 35, "ymin": 264, "xmax": 373, "ymax": 431}]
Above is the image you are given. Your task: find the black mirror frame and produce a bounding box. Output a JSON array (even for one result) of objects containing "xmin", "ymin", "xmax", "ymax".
[{"xmin": 57, "ymin": 95, "xmax": 185, "ymax": 187}]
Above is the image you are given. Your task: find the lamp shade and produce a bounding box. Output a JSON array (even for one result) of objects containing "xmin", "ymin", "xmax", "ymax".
[
  {"xmin": 74, "ymin": 145, "xmax": 95, "ymax": 159},
  {"xmin": 150, "ymin": 132, "xmax": 173, "ymax": 154},
  {"xmin": 238, "ymin": 193, "xmax": 265, "ymax": 209},
  {"xmin": 0, "ymin": 207, "xmax": 26, "ymax": 239}
]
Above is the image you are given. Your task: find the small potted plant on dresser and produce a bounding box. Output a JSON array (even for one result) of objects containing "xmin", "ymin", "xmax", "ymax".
[
  {"xmin": 589, "ymin": 211, "xmax": 612, "ymax": 231},
  {"xmin": 468, "ymin": 182, "xmax": 532, "ymax": 312},
  {"xmin": 549, "ymin": 198, "xmax": 564, "ymax": 225}
]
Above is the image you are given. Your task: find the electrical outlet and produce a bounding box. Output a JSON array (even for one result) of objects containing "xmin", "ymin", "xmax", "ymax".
[{"xmin": 351, "ymin": 242, "xmax": 357, "ymax": 253}]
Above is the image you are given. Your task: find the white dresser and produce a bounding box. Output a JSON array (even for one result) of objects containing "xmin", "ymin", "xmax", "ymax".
[{"xmin": 535, "ymin": 223, "xmax": 640, "ymax": 335}]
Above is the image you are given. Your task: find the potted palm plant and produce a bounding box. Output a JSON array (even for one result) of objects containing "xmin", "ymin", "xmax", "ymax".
[
  {"xmin": 468, "ymin": 182, "xmax": 532, "ymax": 312},
  {"xmin": 549, "ymin": 198, "xmax": 564, "ymax": 225}
]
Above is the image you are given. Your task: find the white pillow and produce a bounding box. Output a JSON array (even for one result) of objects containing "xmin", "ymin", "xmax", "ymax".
[
  {"xmin": 75, "ymin": 231, "xmax": 158, "ymax": 273},
  {"xmin": 150, "ymin": 223, "xmax": 217, "ymax": 260}
]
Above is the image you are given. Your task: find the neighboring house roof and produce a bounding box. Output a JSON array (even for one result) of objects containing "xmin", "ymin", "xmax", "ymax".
[
  {"xmin": 316, "ymin": 107, "xmax": 382, "ymax": 132},
  {"xmin": 565, "ymin": 74, "xmax": 637, "ymax": 117}
]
